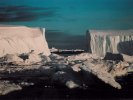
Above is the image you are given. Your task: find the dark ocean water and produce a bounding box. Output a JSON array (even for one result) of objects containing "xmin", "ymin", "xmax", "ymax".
[
  {"xmin": 0, "ymin": 0, "xmax": 133, "ymax": 49},
  {"xmin": 0, "ymin": 73, "xmax": 132, "ymax": 100}
]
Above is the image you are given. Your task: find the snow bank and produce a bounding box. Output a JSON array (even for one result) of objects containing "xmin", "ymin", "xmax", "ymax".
[
  {"xmin": 0, "ymin": 26, "xmax": 50, "ymax": 57},
  {"xmin": 87, "ymin": 30, "xmax": 133, "ymax": 57}
]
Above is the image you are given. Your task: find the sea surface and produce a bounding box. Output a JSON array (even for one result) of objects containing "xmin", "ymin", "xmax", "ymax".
[
  {"xmin": 0, "ymin": 73, "xmax": 132, "ymax": 100},
  {"xmin": 0, "ymin": 0, "xmax": 133, "ymax": 49}
]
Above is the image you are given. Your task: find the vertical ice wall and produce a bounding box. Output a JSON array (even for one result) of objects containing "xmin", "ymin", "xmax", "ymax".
[
  {"xmin": 0, "ymin": 26, "xmax": 50, "ymax": 57},
  {"xmin": 86, "ymin": 30, "xmax": 133, "ymax": 57}
]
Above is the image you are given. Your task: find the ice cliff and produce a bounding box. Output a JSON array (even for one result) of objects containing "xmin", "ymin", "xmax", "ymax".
[
  {"xmin": 86, "ymin": 30, "xmax": 133, "ymax": 57},
  {"xmin": 0, "ymin": 26, "xmax": 50, "ymax": 57}
]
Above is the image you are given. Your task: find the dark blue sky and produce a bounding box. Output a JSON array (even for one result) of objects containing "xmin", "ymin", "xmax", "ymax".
[{"xmin": 0, "ymin": 0, "xmax": 133, "ymax": 35}]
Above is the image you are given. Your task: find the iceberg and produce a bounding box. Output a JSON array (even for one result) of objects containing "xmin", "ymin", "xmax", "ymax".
[
  {"xmin": 0, "ymin": 26, "xmax": 50, "ymax": 57},
  {"xmin": 86, "ymin": 30, "xmax": 133, "ymax": 57}
]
